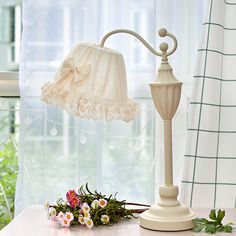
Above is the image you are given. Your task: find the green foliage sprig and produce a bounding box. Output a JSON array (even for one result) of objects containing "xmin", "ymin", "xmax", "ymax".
[{"xmin": 193, "ymin": 209, "xmax": 233, "ymax": 234}]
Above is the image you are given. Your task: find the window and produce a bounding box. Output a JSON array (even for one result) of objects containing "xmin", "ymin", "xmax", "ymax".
[
  {"xmin": 0, "ymin": 0, "xmax": 21, "ymax": 229},
  {"xmin": 0, "ymin": 0, "xmax": 20, "ymax": 97},
  {"xmin": 0, "ymin": 1, "xmax": 21, "ymax": 71}
]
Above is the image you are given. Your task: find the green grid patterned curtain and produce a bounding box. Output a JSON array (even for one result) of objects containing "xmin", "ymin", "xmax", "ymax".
[{"xmin": 181, "ymin": 0, "xmax": 236, "ymax": 208}]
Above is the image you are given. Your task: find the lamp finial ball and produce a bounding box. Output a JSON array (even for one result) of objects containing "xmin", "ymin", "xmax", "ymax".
[
  {"xmin": 158, "ymin": 28, "xmax": 167, "ymax": 37},
  {"xmin": 160, "ymin": 43, "xmax": 168, "ymax": 53}
]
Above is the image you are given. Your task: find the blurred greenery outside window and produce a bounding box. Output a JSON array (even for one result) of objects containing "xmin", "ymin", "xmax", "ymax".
[{"xmin": 0, "ymin": 0, "xmax": 21, "ymax": 229}]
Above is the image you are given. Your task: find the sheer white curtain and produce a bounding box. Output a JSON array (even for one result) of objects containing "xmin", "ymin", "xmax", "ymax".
[
  {"xmin": 15, "ymin": 0, "xmax": 205, "ymax": 215},
  {"xmin": 181, "ymin": 0, "xmax": 236, "ymax": 208}
]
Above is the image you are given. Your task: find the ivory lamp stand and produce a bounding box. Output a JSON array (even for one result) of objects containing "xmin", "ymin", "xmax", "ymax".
[{"xmin": 100, "ymin": 28, "xmax": 196, "ymax": 231}]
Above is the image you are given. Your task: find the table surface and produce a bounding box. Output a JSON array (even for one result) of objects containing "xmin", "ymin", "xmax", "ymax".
[{"xmin": 0, "ymin": 206, "xmax": 236, "ymax": 236}]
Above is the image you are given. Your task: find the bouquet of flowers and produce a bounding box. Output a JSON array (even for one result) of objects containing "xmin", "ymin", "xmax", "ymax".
[{"xmin": 46, "ymin": 184, "xmax": 150, "ymax": 229}]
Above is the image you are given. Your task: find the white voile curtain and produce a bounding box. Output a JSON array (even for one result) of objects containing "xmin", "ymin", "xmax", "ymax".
[
  {"xmin": 15, "ymin": 0, "xmax": 205, "ymax": 215},
  {"xmin": 181, "ymin": 0, "xmax": 236, "ymax": 208}
]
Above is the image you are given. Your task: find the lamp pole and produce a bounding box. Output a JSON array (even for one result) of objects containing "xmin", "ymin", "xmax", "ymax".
[{"xmin": 164, "ymin": 119, "xmax": 173, "ymax": 185}]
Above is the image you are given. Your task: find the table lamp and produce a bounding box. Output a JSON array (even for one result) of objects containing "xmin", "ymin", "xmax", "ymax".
[{"xmin": 41, "ymin": 28, "xmax": 196, "ymax": 231}]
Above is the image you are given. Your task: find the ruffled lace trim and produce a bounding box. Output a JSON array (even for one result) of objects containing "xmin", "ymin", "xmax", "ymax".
[{"xmin": 41, "ymin": 78, "xmax": 138, "ymax": 122}]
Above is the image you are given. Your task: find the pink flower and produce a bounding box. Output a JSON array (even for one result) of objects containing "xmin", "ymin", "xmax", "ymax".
[
  {"xmin": 66, "ymin": 189, "xmax": 80, "ymax": 208},
  {"xmin": 98, "ymin": 199, "xmax": 107, "ymax": 208},
  {"xmin": 65, "ymin": 212, "xmax": 74, "ymax": 223},
  {"xmin": 66, "ymin": 190, "xmax": 77, "ymax": 202},
  {"xmin": 81, "ymin": 203, "xmax": 90, "ymax": 212},
  {"xmin": 69, "ymin": 197, "xmax": 80, "ymax": 208},
  {"xmin": 57, "ymin": 211, "xmax": 65, "ymax": 221},
  {"xmin": 60, "ymin": 218, "xmax": 70, "ymax": 227}
]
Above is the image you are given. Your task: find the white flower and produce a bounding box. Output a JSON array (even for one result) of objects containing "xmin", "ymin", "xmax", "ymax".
[
  {"xmin": 91, "ymin": 199, "xmax": 99, "ymax": 209},
  {"xmin": 83, "ymin": 211, "xmax": 91, "ymax": 220},
  {"xmin": 48, "ymin": 207, "xmax": 57, "ymax": 220},
  {"xmin": 98, "ymin": 199, "xmax": 107, "ymax": 208},
  {"xmin": 85, "ymin": 219, "xmax": 94, "ymax": 229},
  {"xmin": 81, "ymin": 203, "xmax": 90, "ymax": 212},
  {"xmin": 57, "ymin": 211, "xmax": 65, "ymax": 221},
  {"xmin": 65, "ymin": 212, "xmax": 74, "ymax": 223},
  {"xmin": 78, "ymin": 215, "xmax": 85, "ymax": 225},
  {"xmin": 101, "ymin": 214, "xmax": 110, "ymax": 224},
  {"xmin": 60, "ymin": 217, "xmax": 70, "ymax": 227}
]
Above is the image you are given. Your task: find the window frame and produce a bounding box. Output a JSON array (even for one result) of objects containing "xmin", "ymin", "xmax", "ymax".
[{"xmin": 0, "ymin": 72, "xmax": 19, "ymax": 97}]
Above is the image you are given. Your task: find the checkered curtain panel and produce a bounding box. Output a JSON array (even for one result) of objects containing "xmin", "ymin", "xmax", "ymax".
[{"xmin": 180, "ymin": 0, "xmax": 236, "ymax": 208}]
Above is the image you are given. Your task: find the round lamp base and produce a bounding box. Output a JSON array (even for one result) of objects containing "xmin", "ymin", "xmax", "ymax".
[{"xmin": 140, "ymin": 203, "xmax": 196, "ymax": 231}]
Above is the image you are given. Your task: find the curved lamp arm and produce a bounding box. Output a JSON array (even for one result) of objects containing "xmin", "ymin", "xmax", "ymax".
[{"xmin": 100, "ymin": 28, "xmax": 178, "ymax": 59}]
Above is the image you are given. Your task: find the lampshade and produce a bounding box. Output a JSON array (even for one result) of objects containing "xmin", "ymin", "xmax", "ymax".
[{"xmin": 41, "ymin": 43, "xmax": 138, "ymax": 122}]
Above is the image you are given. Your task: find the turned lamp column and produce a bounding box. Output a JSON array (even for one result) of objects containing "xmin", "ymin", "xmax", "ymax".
[
  {"xmin": 149, "ymin": 38, "xmax": 183, "ymax": 207},
  {"xmin": 151, "ymin": 40, "xmax": 181, "ymax": 187}
]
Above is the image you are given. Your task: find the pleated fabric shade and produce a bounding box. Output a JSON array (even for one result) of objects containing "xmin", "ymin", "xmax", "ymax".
[{"xmin": 41, "ymin": 43, "xmax": 137, "ymax": 122}]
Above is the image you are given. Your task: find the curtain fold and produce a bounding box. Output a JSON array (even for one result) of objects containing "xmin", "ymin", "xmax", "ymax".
[
  {"xmin": 181, "ymin": 0, "xmax": 236, "ymax": 208},
  {"xmin": 16, "ymin": 0, "xmax": 204, "ymax": 215}
]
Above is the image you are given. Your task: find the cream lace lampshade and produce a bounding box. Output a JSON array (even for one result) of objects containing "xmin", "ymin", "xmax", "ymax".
[{"xmin": 41, "ymin": 43, "xmax": 137, "ymax": 122}]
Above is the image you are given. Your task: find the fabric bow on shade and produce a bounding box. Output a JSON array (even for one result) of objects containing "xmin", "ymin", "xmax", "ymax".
[
  {"xmin": 41, "ymin": 57, "xmax": 90, "ymax": 112},
  {"xmin": 60, "ymin": 57, "xmax": 90, "ymax": 82},
  {"xmin": 41, "ymin": 43, "xmax": 138, "ymax": 122}
]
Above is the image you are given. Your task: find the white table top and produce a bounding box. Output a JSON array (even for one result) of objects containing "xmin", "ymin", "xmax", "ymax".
[{"xmin": 0, "ymin": 206, "xmax": 236, "ymax": 236}]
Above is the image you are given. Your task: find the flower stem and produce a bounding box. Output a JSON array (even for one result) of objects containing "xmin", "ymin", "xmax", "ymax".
[
  {"xmin": 125, "ymin": 202, "xmax": 151, "ymax": 207},
  {"xmin": 130, "ymin": 208, "xmax": 149, "ymax": 214}
]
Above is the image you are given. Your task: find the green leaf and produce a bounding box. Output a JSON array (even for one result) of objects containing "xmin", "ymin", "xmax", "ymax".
[
  {"xmin": 216, "ymin": 225, "xmax": 224, "ymax": 232},
  {"xmin": 193, "ymin": 224, "xmax": 205, "ymax": 232},
  {"xmin": 194, "ymin": 218, "xmax": 209, "ymax": 224},
  {"xmin": 223, "ymin": 225, "xmax": 232, "ymax": 233},
  {"xmin": 209, "ymin": 209, "xmax": 217, "ymax": 220},
  {"xmin": 205, "ymin": 224, "xmax": 217, "ymax": 234},
  {"xmin": 216, "ymin": 209, "xmax": 225, "ymax": 224}
]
